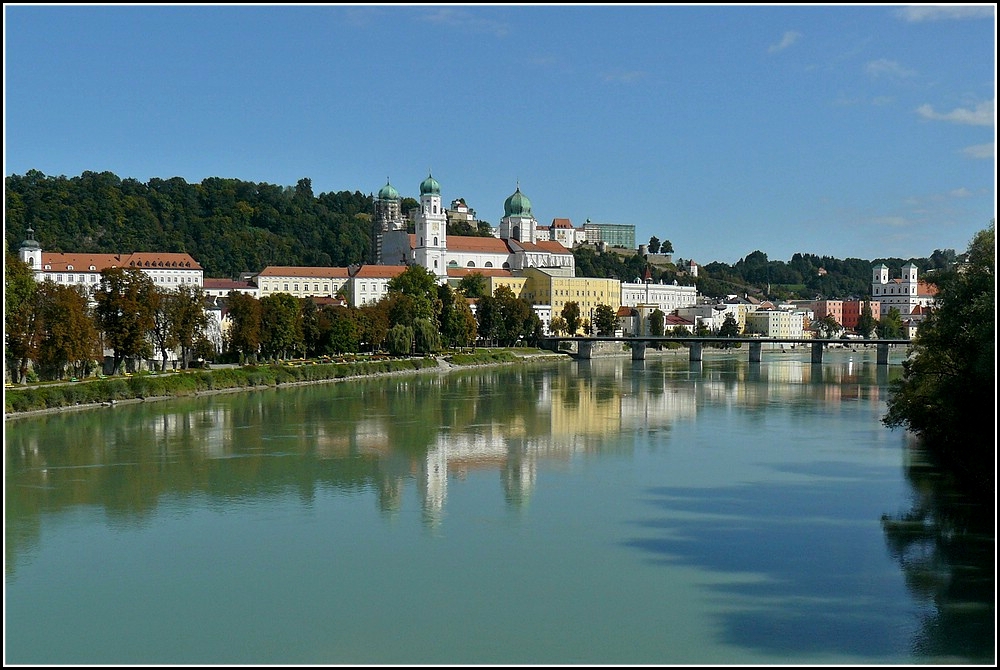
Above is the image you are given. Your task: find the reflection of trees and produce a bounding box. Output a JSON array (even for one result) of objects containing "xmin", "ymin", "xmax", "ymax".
[{"xmin": 880, "ymin": 440, "xmax": 995, "ymax": 662}]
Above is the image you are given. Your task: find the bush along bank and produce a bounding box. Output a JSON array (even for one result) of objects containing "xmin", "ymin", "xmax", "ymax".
[{"xmin": 5, "ymin": 357, "xmax": 441, "ymax": 416}]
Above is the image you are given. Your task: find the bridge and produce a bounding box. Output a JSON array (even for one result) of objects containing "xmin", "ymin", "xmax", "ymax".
[{"xmin": 538, "ymin": 336, "xmax": 911, "ymax": 365}]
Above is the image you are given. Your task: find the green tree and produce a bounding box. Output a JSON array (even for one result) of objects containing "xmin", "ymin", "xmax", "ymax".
[
  {"xmin": 225, "ymin": 292, "xmax": 261, "ymax": 364},
  {"xmin": 883, "ymin": 223, "xmax": 995, "ymax": 499},
  {"xmin": 549, "ymin": 315, "xmax": 567, "ymax": 336},
  {"xmin": 357, "ymin": 302, "xmax": 389, "ymax": 352},
  {"xmin": 457, "ymin": 272, "xmax": 489, "ymax": 299},
  {"xmin": 877, "ymin": 308, "xmax": 904, "ymax": 339},
  {"xmin": 170, "ymin": 285, "xmax": 210, "ymax": 368},
  {"xmin": 856, "ymin": 299, "xmax": 878, "ymax": 338},
  {"xmin": 648, "ymin": 308, "xmax": 665, "ymax": 337},
  {"xmin": 320, "ymin": 305, "xmax": 359, "ymax": 354},
  {"xmin": 149, "ymin": 287, "xmax": 180, "ymax": 371},
  {"xmin": 93, "ymin": 267, "xmax": 156, "ymax": 374},
  {"xmin": 562, "ymin": 301, "xmax": 581, "ymax": 335},
  {"xmin": 661, "ymin": 239, "xmax": 674, "ymax": 254},
  {"xmin": 438, "ymin": 284, "xmax": 477, "ymax": 348},
  {"xmin": 718, "ymin": 313, "xmax": 740, "ymax": 337},
  {"xmin": 386, "ymin": 324, "xmax": 413, "ymax": 356},
  {"xmin": 648, "ymin": 236, "xmax": 661, "ymax": 254},
  {"xmin": 387, "ymin": 264, "xmax": 438, "ymax": 321},
  {"xmin": 5, "ymin": 252, "xmax": 41, "ymax": 382},
  {"xmin": 259, "ymin": 293, "xmax": 302, "ymax": 361},
  {"xmin": 35, "ymin": 282, "xmax": 101, "ymax": 379},
  {"xmin": 815, "ymin": 314, "xmax": 841, "ymax": 339},
  {"xmin": 593, "ymin": 304, "xmax": 617, "ymax": 336},
  {"xmin": 413, "ymin": 317, "xmax": 441, "ymax": 354}
]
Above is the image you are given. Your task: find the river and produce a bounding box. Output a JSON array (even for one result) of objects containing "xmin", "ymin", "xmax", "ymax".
[{"xmin": 4, "ymin": 350, "xmax": 994, "ymax": 664}]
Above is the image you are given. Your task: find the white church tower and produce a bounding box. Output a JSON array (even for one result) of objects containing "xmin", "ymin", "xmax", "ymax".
[{"xmin": 413, "ymin": 172, "xmax": 448, "ymax": 281}]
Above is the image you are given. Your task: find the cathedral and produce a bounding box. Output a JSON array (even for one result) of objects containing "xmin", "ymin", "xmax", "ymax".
[{"xmin": 374, "ymin": 173, "xmax": 575, "ymax": 281}]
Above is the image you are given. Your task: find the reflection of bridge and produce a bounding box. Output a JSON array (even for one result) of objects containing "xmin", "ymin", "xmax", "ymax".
[{"xmin": 539, "ymin": 336, "xmax": 911, "ymax": 365}]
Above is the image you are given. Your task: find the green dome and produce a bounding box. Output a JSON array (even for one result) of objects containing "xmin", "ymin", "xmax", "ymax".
[
  {"xmin": 503, "ymin": 186, "xmax": 532, "ymax": 218},
  {"xmin": 419, "ymin": 173, "xmax": 441, "ymax": 196},
  {"xmin": 377, "ymin": 179, "xmax": 399, "ymax": 200}
]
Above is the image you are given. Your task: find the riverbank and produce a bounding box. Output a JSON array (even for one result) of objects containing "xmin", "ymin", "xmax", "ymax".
[{"xmin": 4, "ymin": 349, "xmax": 573, "ymax": 420}]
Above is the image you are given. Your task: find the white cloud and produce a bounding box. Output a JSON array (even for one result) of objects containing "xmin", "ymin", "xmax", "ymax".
[
  {"xmin": 767, "ymin": 31, "xmax": 801, "ymax": 53},
  {"xmin": 961, "ymin": 142, "xmax": 995, "ymax": 159},
  {"xmin": 865, "ymin": 59, "xmax": 916, "ymax": 79},
  {"xmin": 600, "ymin": 70, "xmax": 645, "ymax": 84},
  {"xmin": 896, "ymin": 6, "xmax": 995, "ymax": 22},
  {"xmin": 916, "ymin": 100, "xmax": 995, "ymax": 126},
  {"xmin": 418, "ymin": 8, "xmax": 509, "ymax": 37},
  {"xmin": 949, "ymin": 187, "xmax": 973, "ymax": 198}
]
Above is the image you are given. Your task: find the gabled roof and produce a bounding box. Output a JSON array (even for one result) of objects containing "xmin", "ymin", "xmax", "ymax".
[
  {"xmin": 258, "ymin": 266, "xmax": 351, "ymax": 278},
  {"xmin": 40, "ymin": 251, "xmax": 202, "ymax": 272},
  {"xmin": 351, "ymin": 265, "xmax": 408, "ymax": 279},
  {"xmin": 550, "ymin": 218, "xmax": 574, "ymax": 229},
  {"xmin": 446, "ymin": 236, "xmax": 512, "ymax": 253}
]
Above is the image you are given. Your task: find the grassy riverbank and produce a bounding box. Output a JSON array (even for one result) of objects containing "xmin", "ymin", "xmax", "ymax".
[{"xmin": 4, "ymin": 348, "xmax": 570, "ymax": 417}]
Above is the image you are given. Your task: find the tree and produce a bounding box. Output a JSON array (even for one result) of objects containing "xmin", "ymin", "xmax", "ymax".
[
  {"xmin": 35, "ymin": 282, "xmax": 101, "ymax": 379},
  {"xmin": 883, "ymin": 222, "xmax": 995, "ymax": 500},
  {"xmin": 877, "ymin": 308, "xmax": 904, "ymax": 339},
  {"xmin": 593, "ymin": 304, "xmax": 617, "ymax": 336},
  {"xmin": 413, "ymin": 317, "xmax": 441, "ymax": 354},
  {"xmin": 170, "ymin": 285, "xmax": 210, "ymax": 368},
  {"xmin": 387, "ymin": 264, "xmax": 438, "ymax": 321},
  {"xmin": 457, "ymin": 272, "xmax": 489, "ymax": 299},
  {"xmin": 259, "ymin": 293, "xmax": 302, "ymax": 360},
  {"xmin": 648, "ymin": 309, "xmax": 665, "ymax": 337},
  {"xmin": 561, "ymin": 301, "xmax": 581, "ymax": 335},
  {"xmin": 385, "ymin": 324, "xmax": 413, "ymax": 356},
  {"xmin": 549, "ymin": 316, "xmax": 567, "ymax": 336},
  {"xmin": 661, "ymin": 239, "xmax": 674, "ymax": 254},
  {"xmin": 856, "ymin": 299, "xmax": 878, "ymax": 338},
  {"xmin": 438, "ymin": 284, "xmax": 477, "ymax": 348},
  {"xmin": 648, "ymin": 236, "xmax": 661, "ymax": 254},
  {"xmin": 149, "ymin": 288, "xmax": 179, "ymax": 371},
  {"xmin": 5, "ymin": 252, "xmax": 41, "ymax": 382},
  {"xmin": 718, "ymin": 313, "xmax": 740, "ymax": 337},
  {"xmin": 93, "ymin": 267, "xmax": 156, "ymax": 374},
  {"xmin": 225, "ymin": 292, "xmax": 261, "ymax": 364},
  {"xmin": 815, "ymin": 314, "xmax": 841, "ymax": 339},
  {"xmin": 477, "ymin": 285, "xmax": 536, "ymax": 346}
]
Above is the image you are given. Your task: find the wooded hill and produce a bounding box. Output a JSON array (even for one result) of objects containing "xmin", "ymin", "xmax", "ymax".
[{"xmin": 5, "ymin": 170, "xmax": 959, "ymax": 300}]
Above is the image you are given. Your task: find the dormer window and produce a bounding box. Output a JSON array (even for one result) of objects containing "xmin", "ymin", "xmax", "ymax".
[
  {"xmin": 67, "ymin": 265, "xmax": 74, "ymax": 270},
  {"xmin": 89, "ymin": 265, "xmax": 96, "ymax": 271}
]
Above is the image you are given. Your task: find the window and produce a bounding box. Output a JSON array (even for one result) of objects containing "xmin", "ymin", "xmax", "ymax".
[
  {"xmin": 467, "ymin": 261, "xmax": 475, "ymax": 267},
  {"xmin": 284, "ymin": 283, "xmax": 289, "ymax": 291}
]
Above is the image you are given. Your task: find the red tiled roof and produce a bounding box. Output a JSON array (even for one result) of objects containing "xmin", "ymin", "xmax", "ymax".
[
  {"xmin": 351, "ymin": 265, "xmax": 408, "ymax": 279},
  {"xmin": 258, "ymin": 266, "xmax": 351, "ymax": 278},
  {"xmin": 551, "ymin": 218, "xmax": 574, "ymax": 228},
  {"xmin": 40, "ymin": 251, "xmax": 202, "ymax": 271},
  {"xmin": 446, "ymin": 236, "xmax": 512, "ymax": 253}
]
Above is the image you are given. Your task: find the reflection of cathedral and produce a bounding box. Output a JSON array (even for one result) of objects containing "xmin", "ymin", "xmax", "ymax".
[{"xmin": 376, "ymin": 174, "xmax": 575, "ymax": 281}]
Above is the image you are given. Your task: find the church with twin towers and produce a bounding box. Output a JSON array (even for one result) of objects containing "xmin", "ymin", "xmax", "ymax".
[{"xmin": 373, "ymin": 173, "xmax": 577, "ymax": 281}]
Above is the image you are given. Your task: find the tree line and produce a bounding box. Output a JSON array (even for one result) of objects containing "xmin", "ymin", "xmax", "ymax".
[{"xmin": 7, "ymin": 170, "xmax": 958, "ymax": 302}]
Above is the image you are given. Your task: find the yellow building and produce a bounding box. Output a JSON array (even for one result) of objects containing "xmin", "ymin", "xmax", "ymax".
[{"xmin": 484, "ymin": 267, "xmax": 621, "ymax": 334}]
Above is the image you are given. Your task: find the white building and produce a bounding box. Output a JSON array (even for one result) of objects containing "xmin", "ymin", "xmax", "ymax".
[
  {"xmin": 18, "ymin": 226, "xmax": 204, "ymax": 293},
  {"xmin": 871, "ymin": 262, "xmax": 937, "ymax": 319},
  {"xmin": 377, "ymin": 175, "xmax": 575, "ymax": 281}
]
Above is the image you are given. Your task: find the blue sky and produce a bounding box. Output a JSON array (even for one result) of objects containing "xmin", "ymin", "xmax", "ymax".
[{"xmin": 4, "ymin": 4, "xmax": 995, "ymax": 265}]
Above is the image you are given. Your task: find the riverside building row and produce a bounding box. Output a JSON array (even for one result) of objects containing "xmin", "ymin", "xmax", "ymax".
[{"xmin": 15, "ymin": 174, "xmax": 933, "ymax": 340}]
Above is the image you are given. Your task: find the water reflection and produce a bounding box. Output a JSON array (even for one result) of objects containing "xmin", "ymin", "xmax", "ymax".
[
  {"xmin": 6, "ymin": 354, "xmax": 897, "ymax": 564},
  {"xmin": 880, "ymin": 436, "xmax": 995, "ymax": 663}
]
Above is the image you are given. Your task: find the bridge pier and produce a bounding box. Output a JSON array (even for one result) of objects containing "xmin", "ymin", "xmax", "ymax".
[
  {"xmin": 811, "ymin": 341, "xmax": 824, "ymax": 364},
  {"xmin": 748, "ymin": 341, "xmax": 762, "ymax": 363},
  {"xmin": 577, "ymin": 340, "xmax": 593, "ymax": 360},
  {"xmin": 689, "ymin": 342, "xmax": 703, "ymax": 362},
  {"xmin": 631, "ymin": 341, "xmax": 647, "ymax": 361},
  {"xmin": 877, "ymin": 343, "xmax": 890, "ymax": 366}
]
